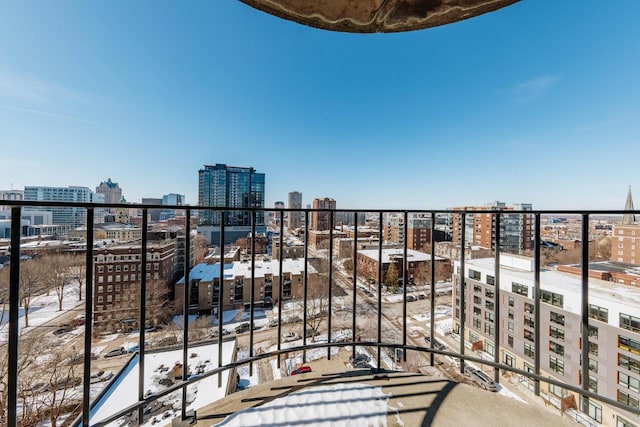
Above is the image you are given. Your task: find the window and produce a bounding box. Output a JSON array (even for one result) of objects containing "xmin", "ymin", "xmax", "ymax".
[
  {"xmin": 588, "ymin": 325, "xmax": 598, "ymax": 339},
  {"xmin": 550, "ymin": 311, "xmax": 565, "ymax": 326},
  {"xmin": 508, "ymin": 308, "xmax": 514, "ymax": 319},
  {"xmin": 588, "ymin": 375, "xmax": 597, "ymax": 393},
  {"xmin": 469, "ymin": 269, "xmax": 481, "ymax": 280},
  {"xmin": 550, "ymin": 356, "xmax": 564, "ymax": 375},
  {"xmin": 486, "ymin": 275, "xmax": 495, "ymax": 286},
  {"xmin": 523, "ymin": 362, "xmax": 534, "ymax": 374},
  {"xmin": 97, "ymin": 285, "xmax": 104, "ymax": 293},
  {"xmin": 540, "ymin": 290, "xmax": 564, "ymax": 308},
  {"xmin": 618, "ymin": 390, "xmax": 640, "ymax": 409},
  {"xmin": 512, "ymin": 282, "xmax": 528, "ymax": 296},
  {"xmin": 503, "ymin": 351, "xmax": 515, "ymax": 367},
  {"xmin": 583, "ymin": 398, "xmax": 602, "ymax": 423},
  {"xmin": 485, "ymin": 289, "xmax": 494, "ymax": 299},
  {"xmin": 619, "ymin": 335, "xmax": 640, "ymax": 355},
  {"xmin": 549, "ymin": 341, "xmax": 564, "ymax": 356},
  {"xmin": 524, "ymin": 302, "xmax": 534, "ymax": 313},
  {"xmin": 507, "ymin": 335, "xmax": 514, "ymax": 348},
  {"xmin": 589, "ymin": 341, "xmax": 598, "ymax": 356},
  {"xmin": 588, "ymin": 358, "xmax": 598, "ymax": 373},
  {"xmin": 485, "ymin": 300, "xmax": 494, "ymax": 311},
  {"xmin": 617, "ymin": 416, "xmax": 638, "ymax": 427},
  {"xmin": 508, "ymin": 297, "xmax": 514, "ymax": 307},
  {"xmin": 98, "ymin": 266, "xmax": 104, "ymax": 273},
  {"xmin": 473, "ymin": 295, "xmax": 481, "ymax": 305},
  {"xmin": 524, "ymin": 316, "xmax": 535, "ymax": 328},
  {"xmin": 507, "ymin": 322, "xmax": 514, "ymax": 333},
  {"xmin": 124, "ymin": 265, "xmax": 129, "ymax": 271},
  {"xmin": 485, "ymin": 311, "xmax": 494, "ymax": 323},
  {"xmin": 469, "ymin": 331, "xmax": 479, "ymax": 343},
  {"xmin": 115, "ymin": 265, "xmax": 121, "ymax": 272},
  {"xmin": 484, "ymin": 323, "xmax": 494, "ymax": 336},
  {"xmin": 473, "ymin": 317, "xmax": 481, "ymax": 329},
  {"xmin": 154, "ymin": 263, "xmax": 159, "ymax": 270},
  {"xmin": 473, "ymin": 306, "xmax": 481, "ymax": 315},
  {"xmin": 107, "ymin": 265, "xmax": 113, "ymax": 273},
  {"xmin": 619, "ymin": 372, "xmax": 640, "ymax": 393},
  {"xmin": 474, "ymin": 284, "xmax": 482, "ymax": 295},
  {"xmin": 619, "ymin": 354, "xmax": 640, "ymax": 375},
  {"xmin": 621, "ymin": 313, "xmax": 640, "ymax": 333},
  {"xmin": 524, "ymin": 329, "xmax": 534, "ymax": 342},
  {"xmin": 524, "ymin": 343, "xmax": 534, "ymax": 358},
  {"xmin": 550, "ymin": 326, "xmax": 564, "ymax": 341},
  {"xmin": 589, "ymin": 304, "xmax": 608, "ymax": 322}
]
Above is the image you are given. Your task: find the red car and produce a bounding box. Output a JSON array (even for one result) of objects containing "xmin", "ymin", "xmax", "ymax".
[{"xmin": 290, "ymin": 366, "xmax": 312, "ymax": 376}]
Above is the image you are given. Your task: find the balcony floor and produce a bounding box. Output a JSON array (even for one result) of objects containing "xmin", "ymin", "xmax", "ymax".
[{"xmin": 193, "ymin": 368, "xmax": 576, "ymax": 426}]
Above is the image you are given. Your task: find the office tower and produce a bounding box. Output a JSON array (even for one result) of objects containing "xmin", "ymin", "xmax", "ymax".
[
  {"xmin": 162, "ymin": 193, "xmax": 185, "ymax": 206},
  {"xmin": 96, "ymin": 178, "xmax": 123, "ymax": 208},
  {"xmin": 274, "ymin": 201, "xmax": 285, "ymax": 209},
  {"xmin": 142, "ymin": 197, "xmax": 163, "ymax": 221},
  {"xmin": 24, "ymin": 186, "xmax": 99, "ymax": 228},
  {"xmin": 383, "ymin": 213, "xmax": 432, "ymax": 250},
  {"xmin": 311, "ymin": 197, "xmax": 336, "ymax": 231},
  {"xmin": 288, "ymin": 191, "xmax": 302, "ymax": 229},
  {"xmin": 198, "ymin": 164, "xmax": 265, "ymax": 244}
]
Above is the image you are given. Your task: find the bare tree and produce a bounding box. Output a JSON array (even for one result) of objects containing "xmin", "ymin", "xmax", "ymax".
[
  {"xmin": 189, "ymin": 315, "xmax": 213, "ymax": 342},
  {"xmin": 303, "ymin": 274, "xmax": 329, "ymax": 341},
  {"xmin": 19, "ymin": 258, "xmax": 46, "ymax": 328},
  {"xmin": 40, "ymin": 346, "xmax": 81, "ymax": 427},
  {"xmin": 69, "ymin": 255, "xmax": 86, "ymax": 302},
  {"xmin": 0, "ymin": 268, "xmax": 9, "ymax": 327},
  {"xmin": 43, "ymin": 254, "xmax": 74, "ymax": 312}
]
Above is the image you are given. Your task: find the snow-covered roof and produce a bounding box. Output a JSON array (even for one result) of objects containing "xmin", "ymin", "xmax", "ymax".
[
  {"xmin": 178, "ymin": 259, "xmax": 317, "ymax": 284},
  {"xmin": 357, "ymin": 248, "xmax": 444, "ymax": 263},
  {"xmin": 458, "ymin": 256, "xmax": 640, "ymax": 318},
  {"xmin": 90, "ymin": 340, "xmax": 236, "ymax": 426},
  {"xmin": 176, "ymin": 263, "xmax": 234, "ymax": 284}
]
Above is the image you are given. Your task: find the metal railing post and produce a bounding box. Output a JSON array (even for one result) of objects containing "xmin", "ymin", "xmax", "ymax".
[{"xmin": 81, "ymin": 208, "xmax": 94, "ymax": 426}]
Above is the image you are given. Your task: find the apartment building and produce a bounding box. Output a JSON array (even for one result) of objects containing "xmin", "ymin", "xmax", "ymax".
[
  {"xmin": 357, "ymin": 248, "xmax": 449, "ymax": 284},
  {"xmin": 175, "ymin": 258, "xmax": 317, "ymax": 313},
  {"xmin": 451, "ymin": 201, "xmax": 533, "ymax": 254},
  {"xmin": 383, "ymin": 213, "xmax": 432, "ymax": 251},
  {"xmin": 92, "ymin": 239, "xmax": 176, "ymax": 333},
  {"xmin": 311, "ymin": 198, "xmax": 336, "ymax": 231},
  {"xmin": 453, "ymin": 254, "xmax": 640, "ymax": 426}
]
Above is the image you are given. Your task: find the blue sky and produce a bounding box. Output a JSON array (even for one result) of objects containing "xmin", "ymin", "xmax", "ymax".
[{"xmin": 1, "ymin": 1, "xmax": 639, "ymax": 210}]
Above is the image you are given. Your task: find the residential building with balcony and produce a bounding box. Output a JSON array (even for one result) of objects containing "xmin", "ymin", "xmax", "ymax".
[
  {"xmin": 451, "ymin": 201, "xmax": 533, "ymax": 254},
  {"xmin": 383, "ymin": 213, "xmax": 432, "ymax": 251},
  {"xmin": 197, "ymin": 164, "xmax": 266, "ymax": 244},
  {"xmin": 453, "ymin": 254, "xmax": 640, "ymax": 425},
  {"xmin": 357, "ymin": 248, "xmax": 449, "ymax": 284}
]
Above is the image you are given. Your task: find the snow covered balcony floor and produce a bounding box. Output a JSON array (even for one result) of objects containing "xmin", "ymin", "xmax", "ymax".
[{"xmin": 194, "ymin": 369, "xmax": 576, "ymax": 427}]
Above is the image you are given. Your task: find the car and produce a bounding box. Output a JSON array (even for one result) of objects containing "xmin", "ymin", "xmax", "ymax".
[
  {"xmin": 424, "ymin": 336, "xmax": 446, "ymax": 350},
  {"xmin": 464, "ymin": 364, "xmax": 477, "ymax": 377},
  {"xmin": 53, "ymin": 326, "xmax": 72, "ymax": 335},
  {"xmin": 104, "ymin": 347, "xmax": 126, "ymax": 358},
  {"xmin": 469, "ymin": 369, "xmax": 497, "ymax": 392},
  {"xmin": 405, "ymin": 294, "xmax": 417, "ymax": 302},
  {"xmin": 290, "ymin": 366, "xmax": 312, "ymax": 376},
  {"xmin": 348, "ymin": 353, "xmax": 371, "ymax": 366},
  {"xmin": 417, "ymin": 292, "xmax": 427, "ymax": 300},
  {"xmin": 282, "ymin": 332, "xmax": 299, "ymax": 342},
  {"xmin": 354, "ymin": 360, "xmax": 372, "ymax": 369},
  {"xmin": 235, "ymin": 323, "xmax": 251, "ymax": 334},
  {"xmin": 268, "ymin": 319, "xmax": 279, "ymax": 327}
]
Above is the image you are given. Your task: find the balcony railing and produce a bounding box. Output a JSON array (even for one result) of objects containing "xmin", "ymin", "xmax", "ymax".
[{"xmin": 1, "ymin": 200, "xmax": 640, "ymax": 426}]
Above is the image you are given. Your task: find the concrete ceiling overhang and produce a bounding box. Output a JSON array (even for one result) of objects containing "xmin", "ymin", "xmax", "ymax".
[{"xmin": 239, "ymin": 0, "xmax": 520, "ymax": 33}]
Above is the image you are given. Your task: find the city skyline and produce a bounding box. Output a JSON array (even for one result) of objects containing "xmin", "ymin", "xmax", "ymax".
[{"xmin": 1, "ymin": 2, "xmax": 639, "ymax": 210}]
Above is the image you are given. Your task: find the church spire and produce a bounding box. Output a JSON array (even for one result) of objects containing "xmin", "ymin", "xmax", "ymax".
[{"xmin": 622, "ymin": 186, "xmax": 636, "ymax": 225}]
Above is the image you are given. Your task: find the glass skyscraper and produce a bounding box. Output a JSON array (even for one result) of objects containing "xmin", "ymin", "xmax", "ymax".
[{"xmin": 198, "ymin": 164, "xmax": 265, "ymax": 228}]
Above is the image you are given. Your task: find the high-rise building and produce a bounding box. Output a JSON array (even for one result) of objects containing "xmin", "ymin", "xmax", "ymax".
[
  {"xmin": 311, "ymin": 197, "xmax": 336, "ymax": 231},
  {"xmin": 24, "ymin": 186, "xmax": 100, "ymax": 228},
  {"xmin": 288, "ymin": 191, "xmax": 302, "ymax": 230},
  {"xmin": 197, "ymin": 164, "xmax": 265, "ymax": 244},
  {"xmin": 162, "ymin": 193, "xmax": 185, "ymax": 206},
  {"xmin": 142, "ymin": 197, "xmax": 163, "ymax": 221},
  {"xmin": 95, "ymin": 178, "xmax": 123, "ymax": 208},
  {"xmin": 451, "ymin": 201, "xmax": 533, "ymax": 254}
]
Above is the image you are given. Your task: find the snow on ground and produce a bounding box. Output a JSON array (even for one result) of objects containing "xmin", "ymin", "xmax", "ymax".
[
  {"xmin": 497, "ymin": 384, "xmax": 527, "ymax": 404},
  {"xmin": 0, "ymin": 285, "xmax": 84, "ymax": 341},
  {"xmin": 270, "ymin": 359, "xmax": 282, "ymax": 380},
  {"xmin": 213, "ymin": 382, "xmax": 390, "ymax": 427},
  {"xmin": 90, "ymin": 340, "xmax": 236, "ymax": 426}
]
